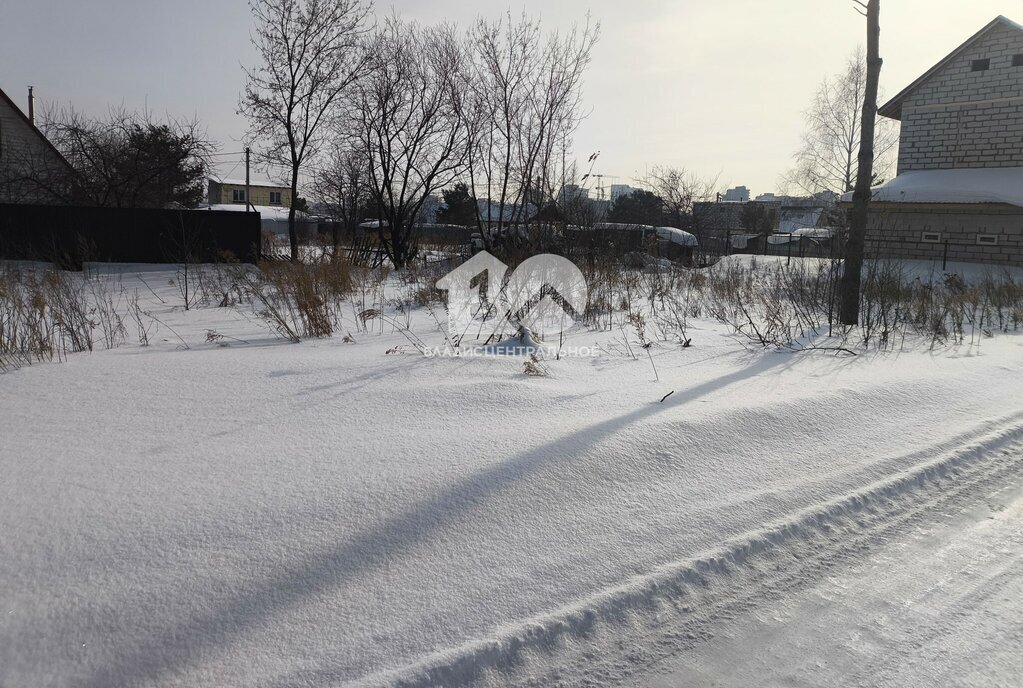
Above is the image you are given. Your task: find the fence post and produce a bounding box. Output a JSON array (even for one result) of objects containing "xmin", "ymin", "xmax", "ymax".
[
  {"xmin": 942, "ymin": 239, "xmax": 949, "ymax": 271},
  {"xmin": 787, "ymin": 234, "xmax": 793, "ymax": 265}
]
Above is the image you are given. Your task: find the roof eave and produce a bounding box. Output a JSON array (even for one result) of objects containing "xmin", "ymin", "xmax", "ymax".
[
  {"xmin": 877, "ymin": 15, "xmax": 1022, "ymax": 123},
  {"xmin": 877, "ymin": 99, "xmax": 902, "ymax": 121},
  {"xmin": 0, "ymin": 85, "xmax": 74, "ymax": 172}
]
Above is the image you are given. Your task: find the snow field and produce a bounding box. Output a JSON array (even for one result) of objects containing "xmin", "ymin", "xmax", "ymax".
[
  {"xmin": 2, "ymin": 260, "xmax": 1023, "ymax": 686},
  {"xmin": 372, "ymin": 416, "xmax": 1023, "ymax": 686}
]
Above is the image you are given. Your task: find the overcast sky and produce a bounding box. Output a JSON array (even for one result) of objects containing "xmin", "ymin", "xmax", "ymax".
[{"xmin": 2, "ymin": 0, "xmax": 1021, "ymax": 196}]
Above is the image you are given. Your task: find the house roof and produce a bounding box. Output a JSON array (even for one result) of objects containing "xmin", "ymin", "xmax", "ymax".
[
  {"xmin": 203, "ymin": 203, "xmax": 307, "ymax": 220},
  {"xmin": 0, "ymin": 85, "xmax": 73, "ymax": 171},
  {"xmin": 878, "ymin": 15, "xmax": 1023, "ymax": 121},
  {"xmin": 211, "ymin": 178, "xmax": 290, "ymax": 189},
  {"xmin": 839, "ymin": 167, "xmax": 1023, "ymax": 207}
]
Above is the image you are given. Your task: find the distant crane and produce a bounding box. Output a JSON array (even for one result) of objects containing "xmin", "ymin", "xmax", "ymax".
[
  {"xmin": 591, "ymin": 174, "xmax": 619, "ymax": 201},
  {"xmin": 578, "ymin": 153, "xmax": 623, "ymax": 203}
]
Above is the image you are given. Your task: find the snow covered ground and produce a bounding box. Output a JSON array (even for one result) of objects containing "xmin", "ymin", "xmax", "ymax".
[
  {"xmin": 1, "ymin": 260, "xmax": 1022, "ymax": 687},
  {"xmin": 630, "ymin": 482, "xmax": 1023, "ymax": 688}
]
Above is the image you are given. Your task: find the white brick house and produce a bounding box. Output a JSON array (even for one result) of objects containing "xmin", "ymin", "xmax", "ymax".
[{"xmin": 858, "ymin": 16, "xmax": 1023, "ymax": 265}]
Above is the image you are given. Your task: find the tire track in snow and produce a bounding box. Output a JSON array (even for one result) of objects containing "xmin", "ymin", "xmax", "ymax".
[{"xmin": 360, "ymin": 412, "xmax": 1023, "ymax": 688}]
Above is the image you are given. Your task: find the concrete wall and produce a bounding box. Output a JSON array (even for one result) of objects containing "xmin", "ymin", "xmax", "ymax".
[
  {"xmin": 693, "ymin": 200, "xmax": 781, "ymax": 231},
  {"xmin": 865, "ymin": 203, "xmax": 1023, "ymax": 265},
  {"xmin": 898, "ymin": 22, "xmax": 1023, "ymax": 173}
]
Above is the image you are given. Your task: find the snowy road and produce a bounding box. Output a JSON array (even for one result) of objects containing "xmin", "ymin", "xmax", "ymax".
[
  {"xmin": 498, "ymin": 434, "xmax": 1023, "ymax": 688},
  {"xmin": 630, "ymin": 481, "xmax": 1023, "ymax": 688}
]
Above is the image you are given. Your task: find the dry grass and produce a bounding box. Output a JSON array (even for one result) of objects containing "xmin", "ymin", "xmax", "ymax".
[
  {"xmin": 0, "ymin": 264, "xmax": 125, "ymax": 371},
  {"xmin": 572, "ymin": 254, "xmax": 1023, "ymax": 352},
  {"xmin": 4, "ymin": 251, "xmax": 1023, "ymax": 372}
]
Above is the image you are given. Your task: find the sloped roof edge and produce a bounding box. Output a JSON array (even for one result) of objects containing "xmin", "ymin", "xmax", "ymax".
[
  {"xmin": 878, "ymin": 15, "xmax": 1023, "ymax": 121},
  {"xmin": 0, "ymin": 84, "xmax": 73, "ymax": 171}
]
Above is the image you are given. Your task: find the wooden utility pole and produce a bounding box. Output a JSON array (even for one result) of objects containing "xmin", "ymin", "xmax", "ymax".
[
  {"xmin": 245, "ymin": 147, "xmax": 252, "ymax": 212},
  {"xmin": 839, "ymin": 0, "xmax": 882, "ymax": 326}
]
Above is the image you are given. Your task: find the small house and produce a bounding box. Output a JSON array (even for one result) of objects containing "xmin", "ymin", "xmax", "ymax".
[
  {"xmin": 852, "ymin": 16, "xmax": 1023, "ymax": 265},
  {"xmin": 207, "ymin": 178, "xmax": 292, "ymax": 208}
]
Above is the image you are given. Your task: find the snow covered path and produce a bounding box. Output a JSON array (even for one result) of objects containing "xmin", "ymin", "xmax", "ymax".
[
  {"xmin": 3, "ymin": 270, "xmax": 1023, "ymax": 687},
  {"xmin": 628, "ymin": 477, "xmax": 1023, "ymax": 688}
]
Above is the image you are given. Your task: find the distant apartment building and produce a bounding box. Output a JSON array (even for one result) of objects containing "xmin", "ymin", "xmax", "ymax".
[
  {"xmin": 558, "ymin": 183, "xmax": 587, "ymax": 205},
  {"xmin": 722, "ymin": 186, "xmax": 750, "ymax": 203},
  {"xmin": 610, "ymin": 184, "xmax": 638, "ymax": 202},
  {"xmin": 208, "ymin": 178, "xmax": 292, "ymax": 208}
]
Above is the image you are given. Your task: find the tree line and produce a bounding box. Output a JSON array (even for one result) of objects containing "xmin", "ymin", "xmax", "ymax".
[
  {"xmin": 240, "ymin": 1, "xmax": 602, "ymax": 265},
  {"xmin": 9, "ymin": 0, "xmax": 887, "ymax": 320}
]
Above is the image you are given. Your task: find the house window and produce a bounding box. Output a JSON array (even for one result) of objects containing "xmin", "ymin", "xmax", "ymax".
[
  {"xmin": 977, "ymin": 234, "xmax": 998, "ymax": 246},
  {"xmin": 921, "ymin": 231, "xmax": 942, "ymax": 243},
  {"xmin": 971, "ymin": 58, "xmax": 990, "ymax": 72},
  {"xmin": 1014, "ymin": 54, "xmax": 1023, "ymax": 67},
  {"xmin": 269, "ymin": 191, "xmax": 282, "ymax": 206},
  {"xmin": 232, "ymin": 189, "xmax": 246, "ymax": 203}
]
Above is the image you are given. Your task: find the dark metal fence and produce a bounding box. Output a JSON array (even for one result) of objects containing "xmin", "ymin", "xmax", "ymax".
[{"xmin": 0, "ymin": 203, "xmax": 262, "ymax": 269}]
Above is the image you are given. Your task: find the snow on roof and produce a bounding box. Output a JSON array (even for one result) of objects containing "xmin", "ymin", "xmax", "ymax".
[
  {"xmin": 778, "ymin": 208, "xmax": 824, "ymax": 234},
  {"xmin": 840, "ymin": 167, "xmax": 1023, "ymax": 207},
  {"xmin": 213, "ymin": 178, "xmax": 289, "ymax": 189},
  {"xmin": 792, "ymin": 226, "xmax": 836, "ymax": 238},
  {"xmin": 591, "ymin": 223, "xmax": 698, "ymax": 247},
  {"xmin": 767, "ymin": 227, "xmax": 836, "ymax": 244},
  {"xmin": 203, "ymin": 204, "xmax": 306, "ymax": 221},
  {"xmin": 654, "ymin": 226, "xmax": 698, "ymax": 247}
]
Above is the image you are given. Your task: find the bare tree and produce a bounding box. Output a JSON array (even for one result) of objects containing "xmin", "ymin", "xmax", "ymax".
[
  {"xmin": 645, "ymin": 165, "xmax": 719, "ymax": 231},
  {"xmin": 784, "ymin": 46, "xmax": 898, "ymax": 196},
  {"xmin": 462, "ymin": 12, "xmax": 599, "ymax": 248},
  {"xmin": 241, "ymin": 0, "xmax": 371, "ymax": 261},
  {"xmin": 840, "ymin": 0, "xmax": 882, "ymax": 326},
  {"xmin": 0, "ymin": 142, "xmax": 73, "ymax": 205},
  {"xmin": 309, "ymin": 143, "xmax": 375, "ymax": 261},
  {"xmin": 355, "ymin": 17, "xmax": 469, "ymax": 268},
  {"xmin": 741, "ymin": 202, "xmax": 778, "ymax": 238},
  {"xmin": 41, "ymin": 107, "xmax": 214, "ymax": 208},
  {"xmin": 561, "ymin": 193, "xmax": 604, "ymax": 229}
]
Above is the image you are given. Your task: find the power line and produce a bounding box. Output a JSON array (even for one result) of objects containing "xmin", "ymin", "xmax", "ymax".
[{"xmin": 216, "ymin": 157, "xmax": 243, "ymax": 181}]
